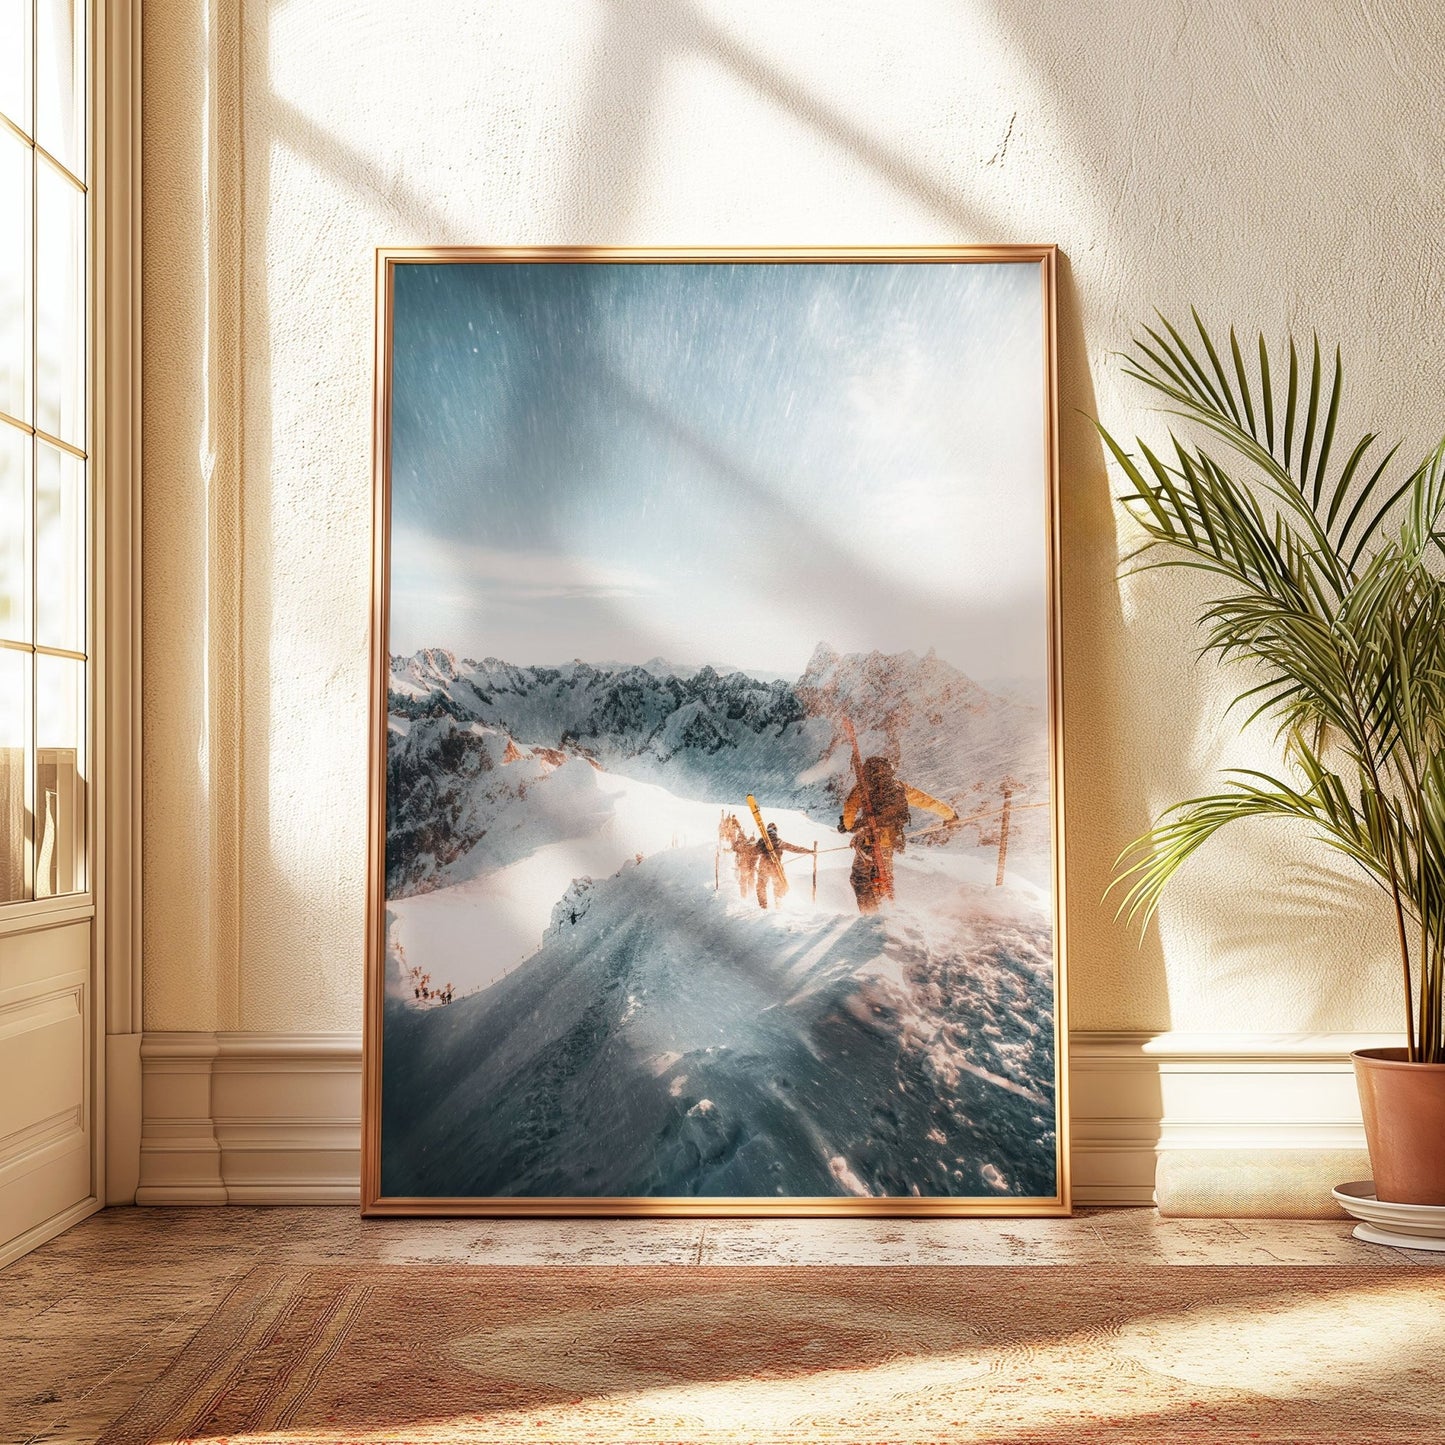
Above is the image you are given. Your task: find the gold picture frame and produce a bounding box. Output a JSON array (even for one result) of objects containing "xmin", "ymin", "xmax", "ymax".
[{"xmin": 364, "ymin": 246, "xmax": 1067, "ymax": 1216}]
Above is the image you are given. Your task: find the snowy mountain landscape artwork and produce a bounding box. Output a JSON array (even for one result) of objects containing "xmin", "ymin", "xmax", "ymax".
[{"xmin": 366, "ymin": 250, "xmax": 1065, "ymax": 1211}]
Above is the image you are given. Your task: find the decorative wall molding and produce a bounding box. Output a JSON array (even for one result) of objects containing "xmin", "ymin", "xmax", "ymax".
[
  {"xmin": 1070, "ymin": 1030, "xmax": 1389, "ymax": 1212},
  {"xmin": 97, "ymin": 0, "xmax": 144, "ymax": 1210},
  {"xmin": 137, "ymin": 1029, "xmax": 1391, "ymax": 1211},
  {"xmin": 137, "ymin": 1032, "xmax": 361, "ymax": 1205}
]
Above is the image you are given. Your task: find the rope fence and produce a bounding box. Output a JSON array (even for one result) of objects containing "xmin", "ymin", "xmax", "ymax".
[
  {"xmin": 800, "ymin": 797, "xmax": 1048, "ymax": 856},
  {"xmin": 715, "ymin": 793, "xmax": 1049, "ymax": 897}
]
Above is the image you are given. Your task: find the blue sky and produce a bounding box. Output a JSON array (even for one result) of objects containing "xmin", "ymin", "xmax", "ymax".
[{"xmin": 389, "ymin": 259, "xmax": 1047, "ymax": 687}]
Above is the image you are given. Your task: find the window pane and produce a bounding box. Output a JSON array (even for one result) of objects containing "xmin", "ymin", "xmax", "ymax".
[
  {"xmin": 36, "ymin": 0, "xmax": 83, "ymax": 180},
  {"xmin": 35, "ymin": 441, "xmax": 82, "ymax": 651},
  {"xmin": 35, "ymin": 156, "xmax": 83, "ymax": 447},
  {"xmin": 0, "ymin": 647, "xmax": 29, "ymax": 902},
  {"xmin": 0, "ymin": 423, "xmax": 29, "ymax": 643},
  {"xmin": 35, "ymin": 651, "xmax": 83, "ymax": 897},
  {"xmin": 0, "ymin": 125, "xmax": 29, "ymax": 422},
  {"xmin": 0, "ymin": 0, "xmax": 31, "ymax": 136}
]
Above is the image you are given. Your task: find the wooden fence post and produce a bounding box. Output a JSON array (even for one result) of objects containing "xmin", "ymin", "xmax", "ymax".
[{"xmin": 994, "ymin": 786, "xmax": 1013, "ymax": 887}]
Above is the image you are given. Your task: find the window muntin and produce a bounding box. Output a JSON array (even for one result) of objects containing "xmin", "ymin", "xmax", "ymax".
[{"xmin": 0, "ymin": 124, "xmax": 29, "ymax": 421}]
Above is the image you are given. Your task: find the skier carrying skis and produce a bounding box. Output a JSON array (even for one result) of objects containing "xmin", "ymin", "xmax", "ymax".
[
  {"xmin": 718, "ymin": 813, "xmax": 758, "ymax": 899},
  {"xmin": 837, "ymin": 752, "xmax": 957, "ymax": 910},
  {"xmin": 755, "ymin": 822, "xmax": 810, "ymax": 910}
]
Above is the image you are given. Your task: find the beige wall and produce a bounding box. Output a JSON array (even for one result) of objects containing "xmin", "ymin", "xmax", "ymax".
[{"xmin": 141, "ymin": 0, "xmax": 1444, "ymax": 1037}]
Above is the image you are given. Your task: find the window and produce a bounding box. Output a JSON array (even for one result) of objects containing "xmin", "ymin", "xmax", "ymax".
[{"xmin": 1, "ymin": 0, "xmax": 88, "ymax": 903}]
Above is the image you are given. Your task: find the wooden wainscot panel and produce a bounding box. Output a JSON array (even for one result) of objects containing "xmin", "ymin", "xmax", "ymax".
[
  {"xmin": 0, "ymin": 921, "xmax": 92, "ymax": 1245},
  {"xmin": 0, "ymin": 915, "xmax": 91, "ymax": 996}
]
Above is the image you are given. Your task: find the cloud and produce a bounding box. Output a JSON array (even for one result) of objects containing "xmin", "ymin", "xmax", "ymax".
[{"xmin": 391, "ymin": 528, "xmax": 659, "ymax": 604}]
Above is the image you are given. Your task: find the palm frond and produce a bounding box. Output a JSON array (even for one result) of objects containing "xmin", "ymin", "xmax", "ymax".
[
  {"xmin": 1117, "ymin": 314, "xmax": 1409, "ymax": 567},
  {"xmin": 1102, "ymin": 311, "xmax": 1445, "ymax": 1060},
  {"xmin": 1109, "ymin": 770, "xmax": 1387, "ymax": 932}
]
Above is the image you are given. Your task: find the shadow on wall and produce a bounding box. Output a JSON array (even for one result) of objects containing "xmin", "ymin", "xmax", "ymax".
[
  {"xmin": 167, "ymin": 0, "xmax": 1438, "ymax": 1059},
  {"xmin": 193, "ymin": 0, "xmax": 1184, "ymax": 1062},
  {"xmin": 977, "ymin": 0, "xmax": 1438, "ymax": 1040},
  {"xmin": 1051, "ymin": 253, "xmax": 1174, "ymax": 1042},
  {"xmin": 543, "ymin": 0, "xmax": 1006, "ymax": 238}
]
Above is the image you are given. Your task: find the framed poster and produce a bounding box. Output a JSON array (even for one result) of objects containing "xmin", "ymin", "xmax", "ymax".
[{"xmin": 364, "ymin": 247, "xmax": 1066, "ymax": 1216}]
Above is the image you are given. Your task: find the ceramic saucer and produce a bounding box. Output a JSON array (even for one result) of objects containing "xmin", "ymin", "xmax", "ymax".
[{"xmin": 1332, "ymin": 1180, "xmax": 1445, "ymax": 1252}]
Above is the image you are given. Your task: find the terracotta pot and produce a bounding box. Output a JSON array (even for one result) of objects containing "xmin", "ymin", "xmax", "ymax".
[{"xmin": 1352, "ymin": 1048, "xmax": 1445, "ymax": 1205}]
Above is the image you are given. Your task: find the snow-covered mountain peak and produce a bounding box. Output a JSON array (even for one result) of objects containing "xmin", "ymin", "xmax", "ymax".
[
  {"xmin": 804, "ymin": 640, "xmax": 840, "ymax": 678},
  {"xmin": 387, "ymin": 639, "xmax": 1051, "ymax": 890},
  {"xmin": 390, "ymin": 647, "xmax": 464, "ymax": 699},
  {"xmin": 799, "ymin": 641, "xmax": 986, "ymax": 702},
  {"xmin": 796, "ymin": 644, "xmax": 1011, "ymax": 734}
]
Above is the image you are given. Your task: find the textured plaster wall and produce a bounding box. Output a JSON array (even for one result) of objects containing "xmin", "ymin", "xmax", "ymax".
[{"xmin": 142, "ymin": 0, "xmax": 1445, "ymax": 1035}]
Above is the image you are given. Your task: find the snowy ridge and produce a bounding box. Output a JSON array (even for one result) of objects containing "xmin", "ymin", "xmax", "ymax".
[
  {"xmin": 381, "ymin": 642, "xmax": 1057, "ymax": 1199},
  {"xmin": 387, "ymin": 718, "xmax": 618, "ymax": 898},
  {"xmin": 387, "ymin": 753, "xmax": 740, "ymax": 993},
  {"xmin": 387, "ymin": 642, "xmax": 1048, "ymax": 888},
  {"xmin": 381, "ymin": 841, "xmax": 1056, "ymax": 1199}
]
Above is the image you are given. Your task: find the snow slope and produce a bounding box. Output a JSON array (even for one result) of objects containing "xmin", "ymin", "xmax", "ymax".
[
  {"xmin": 389, "ymin": 762, "xmax": 750, "ymax": 996},
  {"xmin": 387, "ymin": 734, "xmax": 1043, "ymax": 1002},
  {"xmin": 385, "ymin": 640, "xmax": 1051, "ymax": 888},
  {"xmin": 382, "ymin": 836, "xmax": 1057, "ymax": 1200},
  {"xmin": 380, "ymin": 642, "xmax": 1058, "ymax": 1200}
]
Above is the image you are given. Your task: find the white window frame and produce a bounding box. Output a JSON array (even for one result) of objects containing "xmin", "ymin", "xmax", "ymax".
[
  {"xmin": 0, "ymin": 0, "xmax": 142, "ymax": 1258},
  {"xmin": 94, "ymin": 0, "xmax": 144, "ymax": 1207}
]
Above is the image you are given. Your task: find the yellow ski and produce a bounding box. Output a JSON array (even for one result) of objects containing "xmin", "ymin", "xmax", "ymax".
[{"xmin": 747, "ymin": 794, "xmax": 779, "ymax": 869}]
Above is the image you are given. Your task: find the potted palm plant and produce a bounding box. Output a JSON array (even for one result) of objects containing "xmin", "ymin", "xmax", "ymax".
[{"xmin": 1100, "ymin": 312, "xmax": 1445, "ymax": 1205}]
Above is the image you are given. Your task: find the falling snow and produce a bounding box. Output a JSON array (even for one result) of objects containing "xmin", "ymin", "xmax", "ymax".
[{"xmin": 378, "ymin": 260, "xmax": 1057, "ymax": 1199}]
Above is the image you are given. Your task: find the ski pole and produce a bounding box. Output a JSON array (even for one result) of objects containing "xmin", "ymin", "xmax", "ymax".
[{"xmin": 995, "ymin": 786, "xmax": 1013, "ymax": 886}]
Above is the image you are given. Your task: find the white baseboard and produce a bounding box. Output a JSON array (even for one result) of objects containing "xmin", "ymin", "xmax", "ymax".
[
  {"xmin": 0, "ymin": 1194, "xmax": 102, "ymax": 1270},
  {"xmin": 138, "ymin": 1032, "xmax": 361, "ymax": 1205},
  {"xmin": 135, "ymin": 1029, "xmax": 1392, "ymax": 1213},
  {"xmin": 1070, "ymin": 1031, "xmax": 1389, "ymax": 1213}
]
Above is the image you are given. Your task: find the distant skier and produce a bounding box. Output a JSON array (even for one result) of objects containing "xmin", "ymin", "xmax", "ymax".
[
  {"xmin": 755, "ymin": 822, "xmax": 810, "ymax": 910},
  {"xmin": 838, "ymin": 753, "xmax": 957, "ymax": 909},
  {"xmin": 718, "ymin": 813, "xmax": 758, "ymax": 900}
]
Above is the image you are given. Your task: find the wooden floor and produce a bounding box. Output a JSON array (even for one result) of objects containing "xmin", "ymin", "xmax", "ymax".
[{"xmin": 3, "ymin": 1206, "xmax": 1442, "ymax": 1444}]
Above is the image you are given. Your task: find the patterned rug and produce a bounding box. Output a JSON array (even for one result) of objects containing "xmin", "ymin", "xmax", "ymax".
[{"xmin": 101, "ymin": 1264, "xmax": 1445, "ymax": 1443}]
